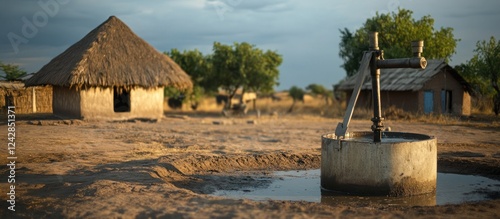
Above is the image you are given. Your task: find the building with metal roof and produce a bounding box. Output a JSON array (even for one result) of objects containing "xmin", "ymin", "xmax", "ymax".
[{"xmin": 337, "ymin": 60, "xmax": 471, "ymax": 115}]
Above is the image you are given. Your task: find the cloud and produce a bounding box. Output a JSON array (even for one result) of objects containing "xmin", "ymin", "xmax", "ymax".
[
  {"xmin": 205, "ymin": 0, "xmax": 293, "ymax": 13},
  {"xmin": 1, "ymin": 0, "xmax": 499, "ymax": 90}
]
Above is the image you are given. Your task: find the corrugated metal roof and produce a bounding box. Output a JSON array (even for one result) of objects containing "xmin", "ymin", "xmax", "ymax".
[{"xmin": 337, "ymin": 59, "xmax": 449, "ymax": 91}]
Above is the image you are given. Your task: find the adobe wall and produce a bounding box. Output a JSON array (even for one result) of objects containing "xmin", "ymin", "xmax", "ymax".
[
  {"xmin": 53, "ymin": 86, "xmax": 81, "ymax": 118},
  {"xmin": 0, "ymin": 84, "xmax": 52, "ymax": 114},
  {"xmin": 79, "ymin": 87, "xmax": 163, "ymax": 120}
]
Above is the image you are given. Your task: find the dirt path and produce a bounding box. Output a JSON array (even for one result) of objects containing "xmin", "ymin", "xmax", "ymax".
[{"xmin": 1, "ymin": 114, "xmax": 499, "ymax": 218}]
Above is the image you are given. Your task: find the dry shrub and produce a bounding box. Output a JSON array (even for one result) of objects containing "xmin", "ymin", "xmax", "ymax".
[
  {"xmin": 165, "ymin": 94, "xmax": 345, "ymax": 118},
  {"xmin": 471, "ymin": 96, "xmax": 495, "ymax": 115},
  {"xmin": 382, "ymin": 106, "xmax": 461, "ymax": 125},
  {"xmin": 347, "ymin": 105, "xmax": 461, "ymax": 125},
  {"xmin": 384, "ymin": 106, "xmax": 413, "ymax": 120},
  {"xmin": 163, "ymin": 95, "xmax": 498, "ymax": 126},
  {"xmin": 164, "ymin": 95, "xmax": 221, "ymax": 112},
  {"xmin": 349, "ymin": 107, "xmax": 372, "ymax": 120},
  {"xmin": 255, "ymin": 95, "xmax": 326, "ymax": 115},
  {"xmin": 414, "ymin": 113, "xmax": 461, "ymax": 125}
]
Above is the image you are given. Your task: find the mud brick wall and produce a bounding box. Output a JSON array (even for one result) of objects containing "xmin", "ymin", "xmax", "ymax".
[{"xmin": 0, "ymin": 83, "xmax": 52, "ymax": 114}]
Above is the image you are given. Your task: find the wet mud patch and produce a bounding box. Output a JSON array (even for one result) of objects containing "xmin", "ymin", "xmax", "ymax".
[
  {"xmin": 154, "ymin": 151, "xmax": 500, "ymax": 206},
  {"xmin": 208, "ymin": 169, "xmax": 500, "ymax": 206},
  {"xmin": 438, "ymin": 157, "xmax": 500, "ymax": 180},
  {"xmin": 156, "ymin": 152, "xmax": 320, "ymax": 194}
]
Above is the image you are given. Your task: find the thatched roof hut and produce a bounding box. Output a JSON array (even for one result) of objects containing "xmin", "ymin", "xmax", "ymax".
[
  {"xmin": 25, "ymin": 16, "xmax": 192, "ymax": 120},
  {"xmin": 25, "ymin": 15, "xmax": 192, "ymax": 90}
]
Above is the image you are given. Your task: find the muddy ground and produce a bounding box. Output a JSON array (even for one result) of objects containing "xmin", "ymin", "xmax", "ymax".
[{"xmin": 1, "ymin": 113, "xmax": 500, "ymax": 218}]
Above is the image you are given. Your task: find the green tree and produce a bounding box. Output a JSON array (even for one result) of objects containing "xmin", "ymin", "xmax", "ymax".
[
  {"xmin": 212, "ymin": 42, "xmax": 282, "ymax": 108},
  {"xmin": 165, "ymin": 49, "xmax": 214, "ymax": 108},
  {"xmin": 246, "ymin": 50, "xmax": 282, "ymax": 92},
  {"xmin": 306, "ymin": 83, "xmax": 332, "ymax": 105},
  {"xmin": 245, "ymin": 49, "xmax": 282, "ymax": 110},
  {"xmin": 455, "ymin": 64, "xmax": 474, "ymax": 93},
  {"xmin": 288, "ymin": 86, "xmax": 305, "ymax": 113},
  {"xmin": 339, "ymin": 8, "xmax": 459, "ymax": 77},
  {"xmin": 212, "ymin": 42, "xmax": 242, "ymax": 108},
  {"xmin": 0, "ymin": 61, "xmax": 27, "ymax": 81},
  {"xmin": 455, "ymin": 63, "xmax": 492, "ymax": 112},
  {"xmin": 462, "ymin": 36, "xmax": 500, "ymax": 115}
]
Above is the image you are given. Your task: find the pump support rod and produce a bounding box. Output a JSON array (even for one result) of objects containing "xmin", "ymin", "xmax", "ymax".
[{"xmin": 335, "ymin": 52, "xmax": 373, "ymax": 139}]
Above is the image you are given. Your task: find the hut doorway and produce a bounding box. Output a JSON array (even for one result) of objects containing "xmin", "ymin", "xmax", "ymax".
[
  {"xmin": 114, "ymin": 87, "xmax": 130, "ymax": 112},
  {"xmin": 4, "ymin": 94, "xmax": 14, "ymax": 107},
  {"xmin": 441, "ymin": 90, "xmax": 452, "ymax": 114}
]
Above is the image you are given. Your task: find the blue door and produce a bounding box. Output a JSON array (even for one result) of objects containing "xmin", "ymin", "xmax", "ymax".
[{"xmin": 424, "ymin": 91, "xmax": 434, "ymax": 114}]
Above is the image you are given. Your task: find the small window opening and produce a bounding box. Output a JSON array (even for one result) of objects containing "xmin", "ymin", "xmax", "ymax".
[{"xmin": 114, "ymin": 87, "xmax": 130, "ymax": 112}]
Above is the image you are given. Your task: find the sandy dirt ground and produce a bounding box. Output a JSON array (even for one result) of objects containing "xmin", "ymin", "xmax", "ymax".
[{"xmin": 1, "ymin": 112, "xmax": 500, "ymax": 218}]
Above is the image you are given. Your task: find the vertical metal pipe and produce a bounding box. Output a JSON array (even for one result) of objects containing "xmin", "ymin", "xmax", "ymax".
[
  {"xmin": 369, "ymin": 32, "xmax": 379, "ymax": 50},
  {"xmin": 370, "ymin": 55, "xmax": 383, "ymax": 142},
  {"xmin": 369, "ymin": 32, "xmax": 383, "ymax": 142}
]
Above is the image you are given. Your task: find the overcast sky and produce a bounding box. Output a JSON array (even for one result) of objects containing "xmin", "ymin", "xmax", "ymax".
[{"xmin": 1, "ymin": 0, "xmax": 499, "ymax": 90}]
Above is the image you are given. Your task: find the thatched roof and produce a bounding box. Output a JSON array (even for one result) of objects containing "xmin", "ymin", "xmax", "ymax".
[
  {"xmin": 25, "ymin": 16, "xmax": 192, "ymax": 90},
  {"xmin": 0, "ymin": 81, "xmax": 24, "ymax": 90},
  {"xmin": 337, "ymin": 60, "xmax": 471, "ymax": 92}
]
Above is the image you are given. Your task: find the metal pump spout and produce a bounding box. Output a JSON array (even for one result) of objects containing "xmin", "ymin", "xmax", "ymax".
[
  {"xmin": 412, "ymin": 40, "xmax": 424, "ymax": 57},
  {"xmin": 335, "ymin": 32, "xmax": 427, "ymax": 142}
]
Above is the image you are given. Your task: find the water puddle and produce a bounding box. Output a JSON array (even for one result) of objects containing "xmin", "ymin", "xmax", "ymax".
[
  {"xmin": 342, "ymin": 136, "xmax": 419, "ymax": 143},
  {"xmin": 212, "ymin": 169, "xmax": 500, "ymax": 206}
]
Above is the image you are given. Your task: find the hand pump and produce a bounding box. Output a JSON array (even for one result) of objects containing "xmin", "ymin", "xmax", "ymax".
[{"xmin": 335, "ymin": 32, "xmax": 427, "ymax": 142}]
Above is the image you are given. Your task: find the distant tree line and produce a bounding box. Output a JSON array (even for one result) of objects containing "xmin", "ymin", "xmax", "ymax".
[
  {"xmin": 165, "ymin": 42, "xmax": 282, "ymax": 109},
  {"xmin": 287, "ymin": 83, "xmax": 333, "ymax": 113},
  {"xmin": 456, "ymin": 36, "xmax": 500, "ymax": 115}
]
